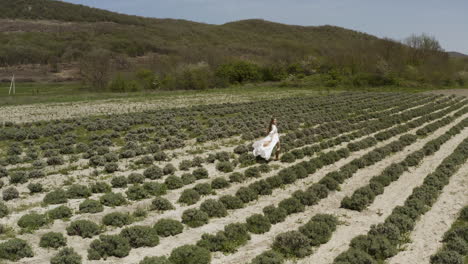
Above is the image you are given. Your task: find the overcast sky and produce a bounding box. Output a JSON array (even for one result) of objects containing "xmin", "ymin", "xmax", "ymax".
[{"xmin": 62, "ymin": 0, "xmax": 468, "ymax": 54}]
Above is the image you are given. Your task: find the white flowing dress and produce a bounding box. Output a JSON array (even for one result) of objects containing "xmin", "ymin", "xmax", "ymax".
[{"xmin": 252, "ymin": 125, "xmax": 279, "ymax": 160}]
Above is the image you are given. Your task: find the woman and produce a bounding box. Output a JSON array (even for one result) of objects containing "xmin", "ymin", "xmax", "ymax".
[{"xmin": 252, "ymin": 118, "xmax": 281, "ymax": 160}]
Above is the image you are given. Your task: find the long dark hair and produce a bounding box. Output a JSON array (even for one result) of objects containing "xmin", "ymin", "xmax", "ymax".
[{"xmin": 267, "ymin": 117, "xmax": 275, "ymax": 135}]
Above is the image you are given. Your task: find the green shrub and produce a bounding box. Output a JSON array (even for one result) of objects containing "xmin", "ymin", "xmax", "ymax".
[
  {"xmin": 139, "ymin": 256, "xmax": 171, "ymax": 264},
  {"xmin": 194, "ymin": 183, "xmax": 212, "ymax": 195},
  {"xmin": 102, "ymin": 212, "xmax": 131, "ymax": 227},
  {"xmin": 143, "ymin": 182, "xmax": 167, "ymax": 196},
  {"xmin": 100, "ymin": 192, "xmax": 127, "ymax": 207},
  {"xmin": 0, "ymin": 202, "xmax": 9, "ymax": 218},
  {"xmin": 238, "ymin": 153, "xmax": 256, "ymax": 166},
  {"xmin": 272, "ymin": 231, "xmax": 312, "ymax": 258},
  {"xmin": 245, "ymin": 167, "xmax": 261, "ymax": 178},
  {"xmin": 293, "ymin": 190, "xmax": 319, "ymax": 206},
  {"xmin": 111, "ymin": 176, "xmax": 128, "ymax": 188},
  {"xmin": 126, "ymin": 184, "xmax": 149, "ymax": 200},
  {"xmin": 236, "ymin": 186, "xmax": 258, "ymax": 203},
  {"xmin": 181, "ymin": 209, "xmax": 209, "ymax": 228},
  {"xmin": 179, "ymin": 160, "xmax": 192, "ymax": 171},
  {"xmin": 249, "ymin": 180, "xmax": 272, "ymax": 195},
  {"xmin": 444, "ymin": 236, "xmax": 468, "ymax": 255},
  {"xmin": 79, "ymin": 199, "xmax": 104, "ymax": 214},
  {"xmin": 165, "ymin": 175, "xmax": 184, "ymax": 190},
  {"xmin": 143, "ymin": 166, "xmax": 163, "ymax": 180},
  {"xmin": 280, "ymin": 153, "xmax": 296, "ymax": 163},
  {"xmin": 278, "ymin": 197, "xmax": 305, "ymax": 215},
  {"xmin": 153, "ymin": 219, "xmax": 184, "ymax": 237},
  {"xmin": 192, "ymin": 168, "xmax": 208, "ymax": 180},
  {"xmin": 0, "ymin": 238, "xmax": 33, "ymax": 261},
  {"xmin": 308, "ymin": 183, "xmax": 329, "ymax": 199},
  {"xmin": 163, "ymin": 164, "xmax": 176, "ymax": 175},
  {"xmin": 120, "ymin": 225, "xmax": 159, "ymax": 248},
  {"xmin": 50, "ymin": 247, "xmax": 82, "ymax": 264},
  {"xmin": 334, "ymin": 248, "xmax": 377, "ymax": 264},
  {"xmin": 39, "ymin": 232, "xmax": 67, "ymax": 249},
  {"xmin": 104, "ymin": 162, "xmax": 119, "ymax": 173},
  {"xmin": 128, "ymin": 173, "xmax": 145, "ymax": 184},
  {"xmin": 90, "ymin": 182, "xmax": 112, "ymax": 193},
  {"xmin": 88, "ymin": 235, "xmax": 131, "ymax": 260},
  {"xmin": 200, "ymin": 199, "xmax": 227, "ymax": 218},
  {"xmin": 216, "ymin": 161, "xmax": 234, "ymax": 173},
  {"xmin": 151, "ymin": 197, "xmax": 175, "ymax": 211},
  {"xmin": 66, "ymin": 184, "xmax": 92, "ymax": 199},
  {"xmin": 319, "ymin": 176, "xmax": 340, "ymax": 191},
  {"xmin": 250, "ymin": 250, "xmax": 285, "ymax": 264},
  {"xmin": 219, "ymin": 195, "xmax": 244, "ymax": 209},
  {"xmin": 181, "ymin": 173, "xmax": 196, "ymax": 185},
  {"xmin": 48, "ymin": 205, "xmax": 73, "ymax": 220},
  {"xmin": 10, "ymin": 171, "xmax": 28, "ymax": 184},
  {"xmin": 229, "ymin": 172, "xmax": 246, "ymax": 183},
  {"xmin": 222, "ymin": 223, "xmax": 251, "ymax": 251},
  {"xmin": 385, "ymin": 214, "xmax": 415, "ymax": 233},
  {"xmin": 169, "ymin": 245, "xmax": 211, "ymax": 264},
  {"xmin": 429, "ymin": 250, "xmax": 463, "ymax": 264},
  {"xmin": 279, "ymin": 168, "xmax": 297, "ymax": 184},
  {"xmin": 27, "ymin": 182, "xmax": 43, "ymax": 193},
  {"xmin": 18, "ymin": 213, "xmax": 48, "ymax": 230},
  {"xmin": 211, "ymin": 177, "xmax": 230, "ymax": 189},
  {"xmin": 299, "ymin": 221, "xmax": 332, "ymax": 246},
  {"xmin": 178, "ymin": 189, "xmax": 201, "ymax": 205},
  {"xmin": 66, "ymin": 220, "xmax": 101, "ymax": 238},
  {"xmin": 246, "ymin": 214, "xmax": 271, "ymax": 234},
  {"xmin": 459, "ymin": 206, "xmax": 468, "ymax": 221},
  {"xmin": 368, "ymin": 223, "xmax": 400, "ymax": 244},
  {"xmin": 263, "ymin": 205, "xmax": 287, "ymax": 224},
  {"xmin": 44, "ymin": 189, "xmax": 68, "ymax": 204}
]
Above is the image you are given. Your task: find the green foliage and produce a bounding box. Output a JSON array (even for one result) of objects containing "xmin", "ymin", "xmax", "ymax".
[
  {"xmin": 263, "ymin": 205, "xmax": 287, "ymax": 224},
  {"xmin": 143, "ymin": 166, "xmax": 163, "ymax": 180},
  {"xmin": 165, "ymin": 175, "xmax": 184, "ymax": 190},
  {"xmin": 169, "ymin": 245, "xmax": 211, "ymax": 264},
  {"xmin": 44, "ymin": 189, "xmax": 68, "ymax": 204},
  {"xmin": 48, "ymin": 205, "xmax": 73, "ymax": 220},
  {"xmin": 246, "ymin": 214, "xmax": 271, "ymax": 234},
  {"xmin": 120, "ymin": 226, "xmax": 159, "ymax": 248},
  {"xmin": 216, "ymin": 61, "xmax": 262, "ymax": 84},
  {"xmin": 90, "ymin": 182, "xmax": 112, "ymax": 193},
  {"xmin": 111, "ymin": 176, "xmax": 128, "ymax": 188},
  {"xmin": 3, "ymin": 187, "xmax": 19, "ymax": 201},
  {"xmin": 27, "ymin": 182, "xmax": 43, "ymax": 193},
  {"xmin": 0, "ymin": 238, "xmax": 33, "ymax": 261},
  {"xmin": 273, "ymin": 231, "xmax": 312, "ymax": 258},
  {"xmin": 178, "ymin": 189, "xmax": 201, "ymax": 205},
  {"xmin": 88, "ymin": 235, "xmax": 131, "ymax": 260},
  {"xmin": 79, "ymin": 199, "xmax": 104, "ymax": 214},
  {"xmin": 102, "ymin": 212, "xmax": 131, "ymax": 227},
  {"xmin": 66, "ymin": 220, "xmax": 101, "ymax": 238},
  {"xmin": 430, "ymin": 250, "xmax": 463, "ymax": 264},
  {"xmin": 200, "ymin": 199, "xmax": 228, "ymax": 218},
  {"xmin": 50, "ymin": 248, "xmax": 82, "ymax": 264},
  {"xmin": 39, "ymin": 232, "xmax": 67, "ymax": 249},
  {"xmin": 216, "ymin": 161, "xmax": 234, "ymax": 173},
  {"xmin": 250, "ymin": 250, "xmax": 285, "ymax": 264},
  {"xmin": 143, "ymin": 182, "xmax": 167, "ymax": 196},
  {"xmin": 278, "ymin": 197, "xmax": 305, "ymax": 215},
  {"xmin": 126, "ymin": 184, "xmax": 149, "ymax": 200},
  {"xmin": 100, "ymin": 192, "xmax": 127, "ymax": 207},
  {"xmin": 17, "ymin": 213, "xmax": 48, "ymax": 230},
  {"xmin": 67, "ymin": 184, "xmax": 91, "ymax": 199},
  {"xmin": 334, "ymin": 248, "xmax": 377, "ymax": 264},
  {"xmin": 0, "ymin": 202, "xmax": 9, "ymax": 218},
  {"xmin": 181, "ymin": 209, "xmax": 209, "ymax": 228},
  {"xmin": 139, "ymin": 256, "xmax": 172, "ymax": 264},
  {"xmin": 219, "ymin": 195, "xmax": 244, "ymax": 209},
  {"xmin": 153, "ymin": 219, "xmax": 184, "ymax": 237},
  {"xmin": 151, "ymin": 197, "xmax": 175, "ymax": 211}
]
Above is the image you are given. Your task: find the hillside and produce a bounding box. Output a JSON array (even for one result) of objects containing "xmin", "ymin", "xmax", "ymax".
[{"xmin": 0, "ymin": 0, "xmax": 465, "ymax": 89}]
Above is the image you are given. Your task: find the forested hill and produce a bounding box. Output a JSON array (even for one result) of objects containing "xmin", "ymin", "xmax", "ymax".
[{"xmin": 0, "ymin": 0, "xmax": 465, "ymax": 90}]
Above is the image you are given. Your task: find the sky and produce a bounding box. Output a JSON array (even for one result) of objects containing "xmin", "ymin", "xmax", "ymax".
[{"xmin": 62, "ymin": 0, "xmax": 468, "ymax": 54}]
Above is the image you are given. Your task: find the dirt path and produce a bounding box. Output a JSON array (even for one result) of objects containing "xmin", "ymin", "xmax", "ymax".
[
  {"xmin": 214, "ymin": 115, "xmax": 468, "ymax": 264},
  {"xmin": 387, "ymin": 163, "xmax": 468, "ymax": 264},
  {"xmin": 292, "ymin": 128, "xmax": 468, "ymax": 264}
]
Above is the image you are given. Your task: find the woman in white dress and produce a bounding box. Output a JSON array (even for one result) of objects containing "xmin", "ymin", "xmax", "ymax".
[{"xmin": 252, "ymin": 118, "xmax": 281, "ymax": 160}]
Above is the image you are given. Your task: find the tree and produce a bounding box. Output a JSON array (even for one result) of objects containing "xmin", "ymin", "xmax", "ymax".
[{"xmin": 79, "ymin": 49, "xmax": 112, "ymax": 90}]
